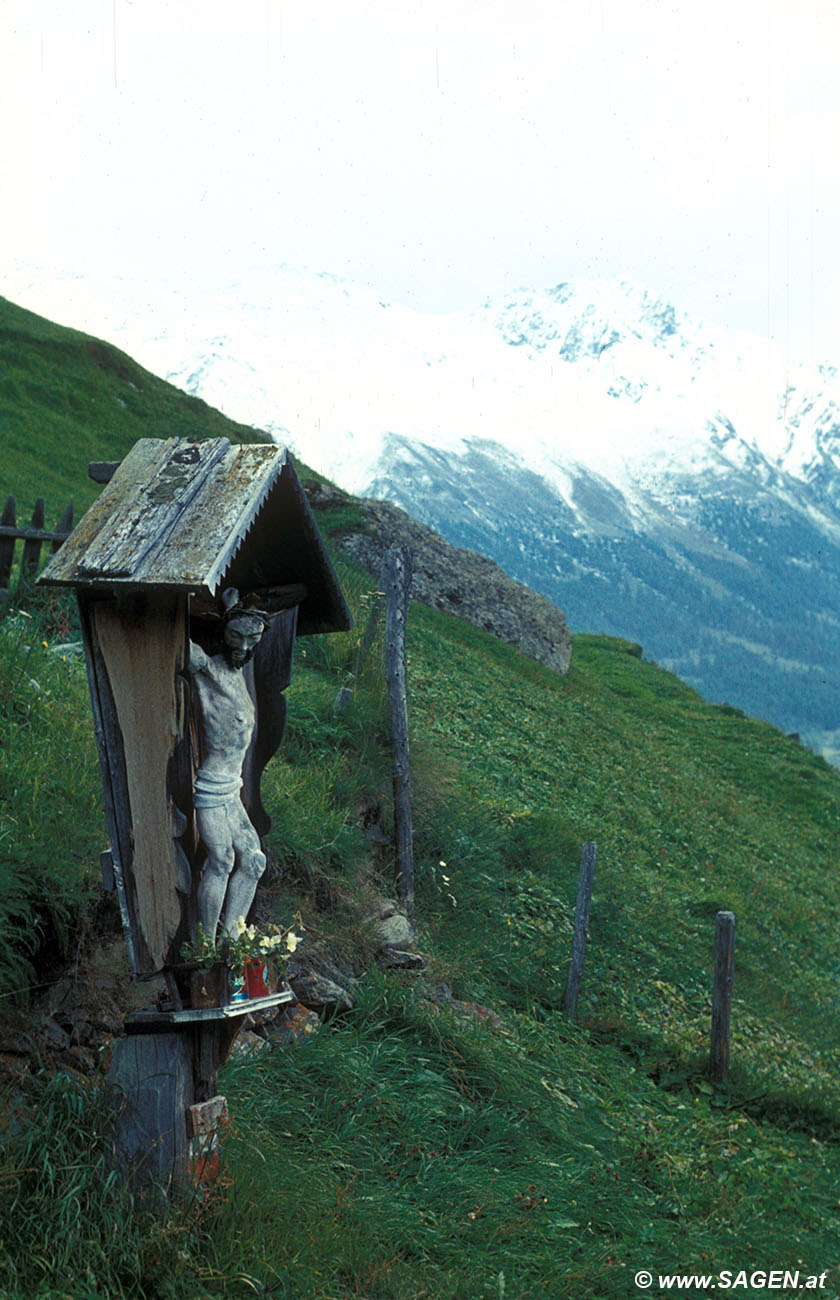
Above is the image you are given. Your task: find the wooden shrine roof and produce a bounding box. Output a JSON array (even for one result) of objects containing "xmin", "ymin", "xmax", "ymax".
[{"xmin": 39, "ymin": 437, "xmax": 352, "ymax": 635}]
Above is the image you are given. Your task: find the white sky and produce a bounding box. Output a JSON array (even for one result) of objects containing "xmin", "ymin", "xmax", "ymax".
[{"xmin": 2, "ymin": 0, "xmax": 839, "ymax": 361}]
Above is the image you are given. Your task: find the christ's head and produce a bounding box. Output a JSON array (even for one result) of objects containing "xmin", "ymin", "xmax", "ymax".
[{"xmin": 222, "ymin": 612, "xmax": 265, "ymax": 668}]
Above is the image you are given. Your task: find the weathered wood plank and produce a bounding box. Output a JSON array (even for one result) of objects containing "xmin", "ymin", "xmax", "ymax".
[
  {"xmin": 78, "ymin": 594, "xmax": 143, "ymax": 974},
  {"xmin": 106, "ymin": 1030, "xmax": 194, "ymax": 1193},
  {"xmin": 175, "ymin": 444, "xmax": 281, "ymax": 593},
  {"xmin": 241, "ymin": 606, "xmax": 298, "ymax": 838},
  {"xmin": 564, "ymin": 841, "xmax": 597, "ymax": 1021},
  {"xmin": 0, "ymin": 496, "xmax": 16, "ymax": 588},
  {"xmin": 0, "ymin": 500, "xmax": 74, "ymax": 584},
  {"xmin": 384, "ymin": 544, "xmax": 414, "ymax": 917},
  {"xmin": 100, "ymin": 849, "xmax": 115, "ymax": 892},
  {"xmin": 93, "ymin": 592, "xmax": 187, "ymax": 971},
  {"xmin": 194, "ymin": 1018, "xmax": 242, "ymax": 1103},
  {"xmin": 0, "ymin": 525, "xmax": 69, "ymax": 542},
  {"xmin": 710, "ymin": 910, "xmax": 735, "ymax": 1081},
  {"xmin": 21, "ymin": 498, "xmax": 45, "ymax": 578},
  {"xmin": 189, "ymin": 583, "xmax": 307, "ymax": 621},
  {"xmin": 41, "ymin": 441, "xmax": 353, "ymax": 637},
  {"xmin": 44, "ymin": 441, "xmax": 173, "ymax": 584},
  {"xmin": 78, "ymin": 439, "xmax": 233, "ymax": 581}
]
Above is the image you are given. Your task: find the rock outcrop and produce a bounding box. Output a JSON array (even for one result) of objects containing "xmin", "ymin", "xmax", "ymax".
[{"xmin": 306, "ymin": 484, "xmax": 572, "ymax": 674}]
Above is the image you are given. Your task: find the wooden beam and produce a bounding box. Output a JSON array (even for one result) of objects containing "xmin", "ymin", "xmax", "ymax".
[
  {"xmin": 92, "ymin": 593, "xmax": 187, "ymax": 971},
  {"xmin": 89, "ymin": 461, "xmax": 121, "ymax": 483},
  {"xmin": 78, "ymin": 594, "xmax": 143, "ymax": 975},
  {"xmin": 0, "ymin": 525, "xmax": 71, "ymax": 543}
]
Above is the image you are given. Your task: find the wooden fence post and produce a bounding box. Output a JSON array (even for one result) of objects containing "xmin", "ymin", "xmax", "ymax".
[
  {"xmin": 383, "ymin": 544, "xmax": 414, "ymax": 917},
  {"xmin": 710, "ymin": 910, "xmax": 735, "ymax": 1081},
  {"xmin": 21, "ymin": 499, "xmax": 46, "ymax": 579},
  {"xmin": 0, "ymin": 495, "xmax": 75, "ymax": 590},
  {"xmin": 564, "ymin": 841, "xmax": 596, "ymax": 1021},
  {"xmin": 52, "ymin": 501, "xmax": 75, "ymax": 552},
  {"xmin": 0, "ymin": 497, "xmax": 16, "ymax": 589}
]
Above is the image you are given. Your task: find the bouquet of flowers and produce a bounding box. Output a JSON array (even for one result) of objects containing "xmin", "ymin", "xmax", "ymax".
[
  {"xmin": 181, "ymin": 912, "xmax": 303, "ymax": 999},
  {"xmin": 226, "ymin": 914, "xmax": 302, "ymax": 981}
]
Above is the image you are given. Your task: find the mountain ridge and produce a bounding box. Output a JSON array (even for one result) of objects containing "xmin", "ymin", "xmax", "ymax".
[{"xmin": 5, "ymin": 263, "xmax": 840, "ymax": 756}]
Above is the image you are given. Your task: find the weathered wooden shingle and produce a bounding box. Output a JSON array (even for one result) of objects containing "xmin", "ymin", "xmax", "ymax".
[{"xmin": 39, "ymin": 436, "xmax": 351, "ymax": 635}]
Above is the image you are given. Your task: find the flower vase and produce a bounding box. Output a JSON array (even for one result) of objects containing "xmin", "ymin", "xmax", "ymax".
[
  {"xmin": 228, "ymin": 967, "xmax": 249, "ymax": 1004},
  {"xmin": 244, "ymin": 959, "xmax": 271, "ymax": 998}
]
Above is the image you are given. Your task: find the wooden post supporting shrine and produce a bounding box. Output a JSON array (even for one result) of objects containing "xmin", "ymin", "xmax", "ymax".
[
  {"xmin": 105, "ymin": 1031, "xmax": 195, "ymax": 1194},
  {"xmin": 384, "ymin": 544, "xmax": 414, "ymax": 917},
  {"xmin": 564, "ymin": 841, "xmax": 596, "ymax": 1022},
  {"xmin": 710, "ymin": 910, "xmax": 735, "ymax": 1082}
]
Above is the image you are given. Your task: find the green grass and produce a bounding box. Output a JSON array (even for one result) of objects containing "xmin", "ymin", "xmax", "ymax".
[
  {"xmin": 0, "ymin": 296, "xmax": 839, "ymax": 1298},
  {"xmin": 0, "ymin": 295, "xmax": 269, "ymax": 521},
  {"xmin": 0, "ymin": 592, "xmax": 101, "ymax": 996}
]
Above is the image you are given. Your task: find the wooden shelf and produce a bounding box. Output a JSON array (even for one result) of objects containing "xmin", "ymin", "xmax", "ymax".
[{"xmin": 124, "ymin": 987, "xmax": 296, "ymax": 1032}]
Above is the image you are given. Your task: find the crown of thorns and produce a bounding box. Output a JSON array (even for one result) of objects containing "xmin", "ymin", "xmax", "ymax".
[{"xmin": 219, "ymin": 587, "xmax": 269, "ymax": 629}]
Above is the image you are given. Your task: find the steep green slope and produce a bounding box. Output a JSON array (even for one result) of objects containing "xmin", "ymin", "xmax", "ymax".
[
  {"xmin": 0, "ymin": 298, "xmax": 838, "ymax": 1298},
  {"xmin": 0, "ymin": 294, "xmax": 269, "ymax": 518}
]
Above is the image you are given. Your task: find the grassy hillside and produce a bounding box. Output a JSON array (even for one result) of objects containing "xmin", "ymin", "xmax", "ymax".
[
  {"xmin": 0, "ymin": 294, "xmax": 268, "ymax": 519},
  {"xmin": 0, "ymin": 298, "xmax": 838, "ymax": 1299}
]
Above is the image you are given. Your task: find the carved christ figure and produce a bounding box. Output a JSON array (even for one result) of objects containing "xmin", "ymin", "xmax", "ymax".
[{"xmin": 187, "ymin": 593, "xmax": 268, "ymax": 942}]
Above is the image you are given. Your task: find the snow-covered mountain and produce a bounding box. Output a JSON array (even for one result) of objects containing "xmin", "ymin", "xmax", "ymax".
[{"xmin": 6, "ymin": 263, "xmax": 840, "ymax": 758}]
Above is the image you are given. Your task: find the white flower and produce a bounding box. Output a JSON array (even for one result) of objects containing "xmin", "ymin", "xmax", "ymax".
[
  {"xmin": 285, "ymin": 931, "xmax": 300, "ymax": 953},
  {"xmin": 233, "ymin": 916, "xmax": 248, "ymax": 937}
]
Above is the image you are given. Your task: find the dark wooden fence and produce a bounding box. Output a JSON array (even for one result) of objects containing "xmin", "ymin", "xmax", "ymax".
[{"xmin": 0, "ymin": 496, "xmax": 74, "ymax": 589}]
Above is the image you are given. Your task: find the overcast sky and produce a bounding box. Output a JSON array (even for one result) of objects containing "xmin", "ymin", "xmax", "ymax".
[{"xmin": 2, "ymin": 0, "xmax": 839, "ymax": 361}]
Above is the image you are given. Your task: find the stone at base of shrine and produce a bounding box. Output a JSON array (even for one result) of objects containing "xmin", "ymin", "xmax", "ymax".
[{"xmin": 187, "ymin": 1095, "xmax": 230, "ymax": 1189}]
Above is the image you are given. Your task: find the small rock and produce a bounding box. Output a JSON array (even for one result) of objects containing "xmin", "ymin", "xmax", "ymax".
[
  {"xmin": 377, "ymin": 949, "xmax": 427, "ymax": 971},
  {"xmin": 0, "ymin": 1035, "xmax": 33, "ymax": 1057},
  {"xmin": 266, "ymin": 1004, "xmax": 321, "ymax": 1046},
  {"xmin": 231, "ymin": 1030, "xmax": 269, "ymax": 1058},
  {"xmin": 374, "ymin": 912, "xmax": 417, "ymax": 950},
  {"xmin": 289, "ymin": 969, "xmax": 355, "ymax": 1013},
  {"xmin": 366, "ymin": 898, "xmax": 399, "ymax": 922},
  {"xmin": 90, "ymin": 1005, "xmax": 124, "ymax": 1036},
  {"xmin": 65, "ymin": 1045, "xmax": 96, "ymax": 1072},
  {"xmin": 40, "ymin": 1017, "xmax": 71, "ymax": 1052},
  {"xmin": 303, "ymin": 480, "xmax": 348, "ymax": 508},
  {"xmin": 0, "ymin": 1052, "xmax": 30, "ymax": 1079},
  {"xmin": 69, "ymin": 1018, "xmax": 93, "ymax": 1047},
  {"xmin": 42, "ymin": 975, "xmax": 85, "ymax": 1017}
]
